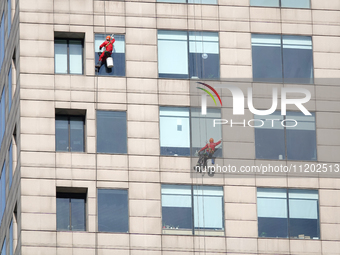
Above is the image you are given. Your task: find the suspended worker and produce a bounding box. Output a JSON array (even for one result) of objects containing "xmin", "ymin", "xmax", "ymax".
[
  {"xmin": 95, "ymin": 35, "xmax": 115, "ymax": 68},
  {"xmin": 195, "ymin": 138, "xmax": 222, "ymax": 165}
]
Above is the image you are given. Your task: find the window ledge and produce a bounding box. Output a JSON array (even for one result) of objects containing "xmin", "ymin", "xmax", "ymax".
[{"xmin": 162, "ymin": 229, "xmax": 225, "ymax": 236}]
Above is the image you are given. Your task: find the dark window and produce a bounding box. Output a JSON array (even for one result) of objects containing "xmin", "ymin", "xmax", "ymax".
[
  {"xmin": 250, "ymin": 0, "xmax": 310, "ymax": 8},
  {"xmin": 251, "ymin": 34, "xmax": 313, "ymax": 83},
  {"xmin": 257, "ymin": 188, "xmax": 319, "ymax": 239},
  {"xmin": 98, "ymin": 189, "xmax": 129, "ymax": 233},
  {"xmin": 159, "ymin": 107, "xmax": 222, "ymax": 157},
  {"xmin": 162, "ymin": 185, "xmax": 224, "ymax": 234},
  {"xmin": 95, "ymin": 34, "xmax": 125, "ymax": 76},
  {"xmin": 55, "ymin": 39, "xmax": 83, "ymax": 74},
  {"xmin": 158, "ymin": 31, "xmax": 220, "ymax": 80},
  {"xmin": 55, "ymin": 115, "xmax": 85, "ymax": 152},
  {"xmin": 96, "ymin": 111, "xmax": 127, "ymax": 154},
  {"xmin": 56, "ymin": 192, "xmax": 86, "ymax": 231},
  {"xmin": 255, "ymin": 111, "xmax": 317, "ymax": 161}
]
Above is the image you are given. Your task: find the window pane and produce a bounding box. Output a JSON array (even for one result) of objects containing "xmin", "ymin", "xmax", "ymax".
[
  {"xmin": 162, "ymin": 185, "xmax": 192, "ymax": 230},
  {"xmin": 281, "ymin": 0, "xmax": 310, "ymax": 8},
  {"xmin": 98, "ymin": 189, "xmax": 129, "ymax": 233},
  {"xmin": 95, "ymin": 34, "xmax": 126, "ymax": 76},
  {"xmin": 255, "ymin": 111, "xmax": 285, "ymax": 160},
  {"xmin": 288, "ymin": 190, "xmax": 319, "ymax": 239},
  {"xmin": 96, "ymin": 111, "xmax": 127, "ymax": 154},
  {"xmin": 251, "ymin": 34, "xmax": 283, "ymax": 82},
  {"xmin": 191, "ymin": 108, "xmax": 222, "ymax": 157},
  {"xmin": 69, "ymin": 40, "xmax": 83, "ymax": 74},
  {"xmin": 158, "ymin": 30, "xmax": 189, "ymax": 79},
  {"xmin": 8, "ymin": 66, "xmax": 12, "ymax": 111},
  {"xmin": 70, "ymin": 117, "xmax": 84, "ymax": 152},
  {"xmin": 283, "ymin": 36, "xmax": 313, "ymax": 83},
  {"xmin": 56, "ymin": 197, "xmax": 70, "ymax": 230},
  {"xmin": 286, "ymin": 112, "xmax": 316, "ymax": 161},
  {"xmin": 257, "ymin": 188, "xmax": 288, "ymax": 238},
  {"xmin": 250, "ymin": 0, "xmax": 279, "ymax": 7},
  {"xmin": 160, "ymin": 107, "xmax": 190, "ymax": 156},
  {"xmin": 71, "ymin": 198, "xmax": 86, "ymax": 231},
  {"xmin": 189, "ymin": 32, "xmax": 219, "ymax": 79},
  {"xmin": 55, "ymin": 116, "xmax": 69, "ymax": 151},
  {"xmin": 193, "ymin": 186, "xmax": 223, "ymax": 230},
  {"xmin": 55, "ymin": 39, "xmax": 68, "ymax": 74}
]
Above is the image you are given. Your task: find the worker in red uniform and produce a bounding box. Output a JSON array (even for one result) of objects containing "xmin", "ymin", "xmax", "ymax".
[
  {"xmin": 196, "ymin": 138, "xmax": 222, "ymax": 165},
  {"xmin": 96, "ymin": 35, "xmax": 115, "ymax": 68}
]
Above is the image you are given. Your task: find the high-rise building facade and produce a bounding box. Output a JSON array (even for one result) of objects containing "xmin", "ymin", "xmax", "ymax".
[{"xmin": 0, "ymin": 0, "xmax": 340, "ymax": 254}]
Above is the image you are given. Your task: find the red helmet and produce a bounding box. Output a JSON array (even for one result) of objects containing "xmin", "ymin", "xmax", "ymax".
[
  {"xmin": 209, "ymin": 138, "xmax": 214, "ymax": 143},
  {"xmin": 106, "ymin": 35, "xmax": 111, "ymax": 40}
]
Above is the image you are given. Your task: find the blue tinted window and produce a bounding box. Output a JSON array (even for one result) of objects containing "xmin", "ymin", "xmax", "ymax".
[
  {"xmin": 55, "ymin": 115, "xmax": 85, "ymax": 152},
  {"xmin": 95, "ymin": 34, "xmax": 125, "ymax": 76},
  {"xmin": 251, "ymin": 34, "xmax": 313, "ymax": 83},
  {"xmin": 56, "ymin": 192, "xmax": 86, "ymax": 231},
  {"xmin": 98, "ymin": 189, "xmax": 129, "ymax": 233},
  {"xmin": 251, "ymin": 0, "xmax": 310, "ymax": 8},
  {"xmin": 158, "ymin": 30, "xmax": 220, "ymax": 79},
  {"xmin": 257, "ymin": 188, "xmax": 319, "ymax": 239},
  {"xmin": 55, "ymin": 39, "xmax": 83, "ymax": 74},
  {"xmin": 96, "ymin": 111, "xmax": 127, "ymax": 154}
]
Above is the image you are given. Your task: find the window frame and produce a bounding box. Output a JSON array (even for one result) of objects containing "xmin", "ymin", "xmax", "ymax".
[
  {"xmin": 56, "ymin": 191, "xmax": 87, "ymax": 232},
  {"xmin": 161, "ymin": 184, "xmax": 225, "ymax": 236},
  {"xmin": 254, "ymin": 111, "xmax": 317, "ymax": 161},
  {"xmin": 54, "ymin": 38, "xmax": 84, "ymax": 75},
  {"xmin": 55, "ymin": 114, "xmax": 86, "ymax": 153},
  {"xmin": 157, "ymin": 30, "xmax": 220, "ymax": 80},
  {"xmin": 251, "ymin": 33, "xmax": 314, "ymax": 84},
  {"xmin": 257, "ymin": 187, "xmax": 320, "ymax": 239},
  {"xmin": 250, "ymin": 0, "xmax": 311, "ymax": 9}
]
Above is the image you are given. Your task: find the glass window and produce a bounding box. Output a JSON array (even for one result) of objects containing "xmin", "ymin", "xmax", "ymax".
[
  {"xmin": 251, "ymin": 0, "xmax": 310, "ymax": 8},
  {"xmin": 254, "ymin": 112, "xmax": 317, "ymax": 161},
  {"xmin": 95, "ymin": 34, "xmax": 125, "ymax": 76},
  {"xmin": 56, "ymin": 192, "xmax": 86, "ymax": 231},
  {"xmin": 160, "ymin": 107, "xmax": 190, "ymax": 156},
  {"xmin": 8, "ymin": 66, "xmax": 12, "ymax": 112},
  {"xmin": 189, "ymin": 32, "xmax": 220, "ymax": 79},
  {"xmin": 54, "ymin": 39, "xmax": 83, "ymax": 74},
  {"xmin": 0, "ymin": 88, "xmax": 5, "ymax": 146},
  {"xmin": 96, "ymin": 111, "xmax": 127, "ymax": 154},
  {"xmin": 161, "ymin": 185, "xmax": 224, "ymax": 234},
  {"xmin": 55, "ymin": 115, "xmax": 85, "ymax": 152},
  {"xmin": 98, "ymin": 189, "xmax": 129, "ymax": 233},
  {"xmin": 1, "ymin": 163, "xmax": 5, "ymax": 222},
  {"xmin": 251, "ymin": 34, "xmax": 313, "ymax": 83},
  {"xmin": 158, "ymin": 30, "xmax": 220, "ymax": 79},
  {"xmin": 257, "ymin": 188, "xmax": 319, "ymax": 239}
]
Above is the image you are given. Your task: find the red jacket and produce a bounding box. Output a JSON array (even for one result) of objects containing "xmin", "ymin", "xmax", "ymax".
[
  {"xmin": 100, "ymin": 39, "xmax": 115, "ymax": 52},
  {"xmin": 199, "ymin": 140, "xmax": 221, "ymax": 153}
]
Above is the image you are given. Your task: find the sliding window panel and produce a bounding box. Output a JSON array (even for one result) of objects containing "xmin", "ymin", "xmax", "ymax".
[
  {"xmin": 162, "ymin": 185, "xmax": 193, "ymax": 230},
  {"xmin": 286, "ymin": 112, "xmax": 317, "ymax": 161},
  {"xmin": 257, "ymin": 188, "xmax": 288, "ymax": 238},
  {"xmin": 160, "ymin": 107, "xmax": 190, "ymax": 156},
  {"xmin": 252, "ymin": 34, "xmax": 283, "ymax": 83},
  {"xmin": 282, "ymin": 36, "xmax": 313, "ymax": 84},
  {"xmin": 69, "ymin": 40, "xmax": 83, "ymax": 75},
  {"xmin": 288, "ymin": 190, "xmax": 319, "ymax": 239},
  {"xmin": 70, "ymin": 117, "xmax": 85, "ymax": 152},
  {"xmin": 55, "ymin": 39, "xmax": 68, "ymax": 74},
  {"xmin": 158, "ymin": 30, "xmax": 189, "ymax": 79},
  {"xmin": 189, "ymin": 32, "xmax": 219, "ymax": 80}
]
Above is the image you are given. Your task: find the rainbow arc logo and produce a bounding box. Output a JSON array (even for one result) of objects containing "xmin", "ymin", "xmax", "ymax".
[{"xmin": 196, "ymin": 82, "xmax": 222, "ymax": 115}]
